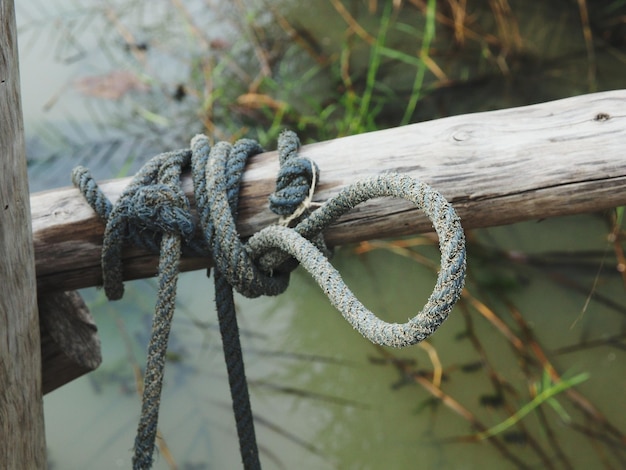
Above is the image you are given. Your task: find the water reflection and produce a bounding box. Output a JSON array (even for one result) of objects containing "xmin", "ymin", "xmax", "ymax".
[{"xmin": 18, "ymin": 1, "xmax": 626, "ymax": 469}]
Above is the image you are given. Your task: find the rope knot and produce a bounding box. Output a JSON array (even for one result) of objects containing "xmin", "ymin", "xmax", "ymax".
[
  {"xmin": 269, "ymin": 130, "xmax": 319, "ymax": 222},
  {"xmin": 128, "ymin": 184, "xmax": 194, "ymax": 243},
  {"xmin": 72, "ymin": 130, "xmax": 466, "ymax": 470}
]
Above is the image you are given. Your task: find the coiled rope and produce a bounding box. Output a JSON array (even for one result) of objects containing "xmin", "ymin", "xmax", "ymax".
[{"xmin": 72, "ymin": 130, "xmax": 466, "ymax": 469}]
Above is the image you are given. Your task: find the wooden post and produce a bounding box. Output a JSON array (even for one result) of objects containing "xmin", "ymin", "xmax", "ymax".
[{"xmin": 0, "ymin": 0, "xmax": 47, "ymax": 467}]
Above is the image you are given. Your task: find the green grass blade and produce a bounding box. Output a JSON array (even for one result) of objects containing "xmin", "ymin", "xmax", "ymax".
[
  {"xmin": 475, "ymin": 372, "xmax": 590, "ymax": 440},
  {"xmin": 355, "ymin": 0, "xmax": 393, "ymax": 134},
  {"xmin": 401, "ymin": 0, "xmax": 436, "ymax": 125}
]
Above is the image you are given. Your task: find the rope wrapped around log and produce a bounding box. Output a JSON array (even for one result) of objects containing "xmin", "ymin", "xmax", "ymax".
[{"xmin": 71, "ymin": 129, "xmax": 466, "ymax": 469}]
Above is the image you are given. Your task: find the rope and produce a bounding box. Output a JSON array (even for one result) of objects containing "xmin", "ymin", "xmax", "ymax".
[
  {"xmin": 71, "ymin": 130, "xmax": 466, "ymax": 469},
  {"xmin": 269, "ymin": 130, "xmax": 320, "ymax": 225},
  {"xmin": 73, "ymin": 148, "xmax": 197, "ymax": 468},
  {"xmin": 249, "ymin": 173, "xmax": 466, "ymax": 347},
  {"xmin": 191, "ymin": 135, "xmax": 266, "ymax": 469}
]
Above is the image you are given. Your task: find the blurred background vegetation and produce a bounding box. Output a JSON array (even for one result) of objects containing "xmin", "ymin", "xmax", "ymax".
[
  {"xmin": 18, "ymin": 1, "xmax": 626, "ymax": 469},
  {"xmin": 20, "ymin": 0, "xmax": 626, "ymax": 157}
]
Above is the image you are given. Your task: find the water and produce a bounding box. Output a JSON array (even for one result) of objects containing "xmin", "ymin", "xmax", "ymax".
[
  {"xmin": 18, "ymin": 1, "xmax": 626, "ymax": 469},
  {"xmin": 39, "ymin": 221, "xmax": 626, "ymax": 469}
]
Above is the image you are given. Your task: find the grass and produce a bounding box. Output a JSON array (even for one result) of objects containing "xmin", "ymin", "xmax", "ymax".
[
  {"xmin": 19, "ymin": 0, "xmax": 626, "ymax": 468},
  {"xmin": 474, "ymin": 371, "xmax": 590, "ymax": 441},
  {"xmin": 399, "ymin": 0, "xmax": 437, "ymax": 125}
]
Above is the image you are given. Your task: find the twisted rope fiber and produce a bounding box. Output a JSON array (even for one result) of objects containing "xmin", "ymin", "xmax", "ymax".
[
  {"xmin": 191, "ymin": 136, "xmax": 267, "ymax": 469},
  {"xmin": 74, "ymin": 148, "xmax": 197, "ymax": 468},
  {"xmin": 250, "ymin": 173, "xmax": 466, "ymax": 347},
  {"xmin": 71, "ymin": 130, "xmax": 466, "ymax": 468}
]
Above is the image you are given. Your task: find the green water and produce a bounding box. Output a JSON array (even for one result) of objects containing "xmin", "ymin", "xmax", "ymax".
[
  {"xmin": 18, "ymin": 1, "xmax": 626, "ymax": 469},
  {"xmin": 246, "ymin": 218, "xmax": 625, "ymax": 470},
  {"xmin": 42, "ymin": 216, "xmax": 626, "ymax": 469}
]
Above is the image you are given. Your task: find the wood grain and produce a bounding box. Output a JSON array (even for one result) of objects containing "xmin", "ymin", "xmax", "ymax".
[
  {"xmin": 0, "ymin": 1, "xmax": 47, "ymax": 466},
  {"xmin": 39, "ymin": 291, "xmax": 102, "ymax": 394},
  {"xmin": 32, "ymin": 90, "xmax": 626, "ymax": 293}
]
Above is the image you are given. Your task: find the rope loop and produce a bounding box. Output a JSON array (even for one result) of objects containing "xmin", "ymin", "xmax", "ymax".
[
  {"xmin": 269, "ymin": 129, "xmax": 320, "ymax": 221},
  {"xmin": 72, "ymin": 130, "xmax": 466, "ymax": 469},
  {"xmin": 248, "ymin": 172, "xmax": 466, "ymax": 348},
  {"xmin": 191, "ymin": 134, "xmax": 293, "ymax": 300}
]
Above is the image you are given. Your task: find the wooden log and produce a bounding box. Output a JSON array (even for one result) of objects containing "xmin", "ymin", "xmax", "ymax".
[
  {"xmin": 39, "ymin": 291, "xmax": 102, "ymax": 394},
  {"xmin": 32, "ymin": 90, "xmax": 626, "ymax": 293},
  {"xmin": 0, "ymin": 1, "xmax": 47, "ymax": 467}
]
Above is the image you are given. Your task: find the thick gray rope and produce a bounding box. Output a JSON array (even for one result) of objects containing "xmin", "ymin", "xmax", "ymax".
[
  {"xmin": 249, "ymin": 173, "xmax": 466, "ymax": 347},
  {"xmin": 73, "ymin": 150, "xmax": 196, "ymax": 469},
  {"xmin": 71, "ymin": 130, "xmax": 466, "ymax": 468},
  {"xmin": 191, "ymin": 135, "xmax": 265, "ymax": 470}
]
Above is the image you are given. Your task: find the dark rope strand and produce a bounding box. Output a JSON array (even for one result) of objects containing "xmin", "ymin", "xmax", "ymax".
[
  {"xmin": 191, "ymin": 135, "xmax": 264, "ymax": 469},
  {"xmin": 71, "ymin": 166, "xmax": 113, "ymax": 220},
  {"xmin": 72, "ymin": 130, "xmax": 466, "ymax": 470},
  {"xmin": 133, "ymin": 234, "xmax": 182, "ymax": 469},
  {"xmin": 214, "ymin": 272, "xmax": 261, "ymax": 470},
  {"xmin": 132, "ymin": 149, "xmax": 192, "ymax": 468},
  {"xmin": 269, "ymin": 130, "xmax": 319, "ymax": 218},
  {"xmin": 213, "ymin": 140, "xmax": 262, "ymax": 470}
]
